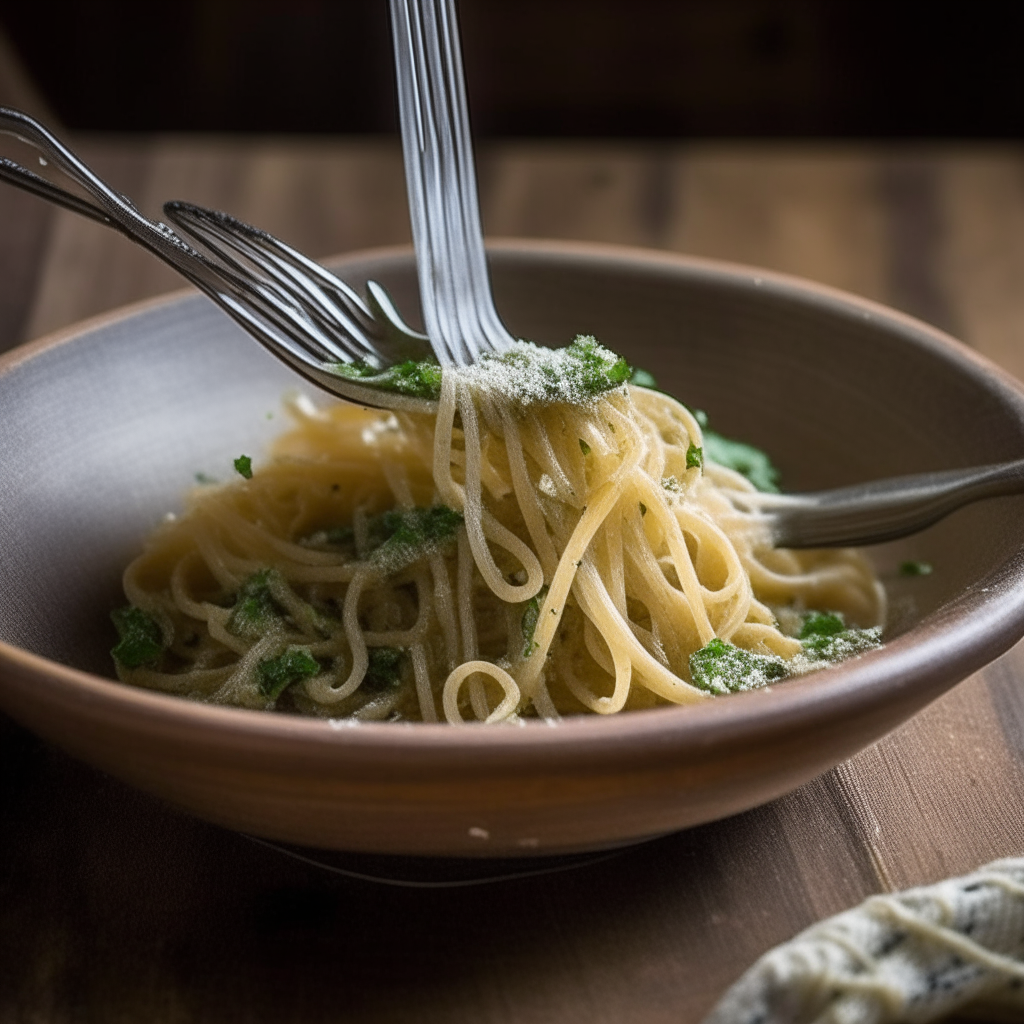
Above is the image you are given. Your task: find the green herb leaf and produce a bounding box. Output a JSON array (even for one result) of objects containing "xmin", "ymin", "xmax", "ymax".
[
  {"xmin": 579, "ymin": 438, "xmax": 592, "ymax": 456},
  {"xmin": 900, "ymin": 560, "xmax": 933, "ymax": 577},
  {"xmin": 257, "ymin": 645, "xmax": 319, "ymax": 699},
  {"xmin": 111, "ymin": 606, "xmax": 164, "ymax": 669},
  {"xmin": 229, "ymin": 569, "xmax": 283, "ymax": 638},
  {"xmin": 689, "ymin": 637, "xmax": 788, "ymax": 694},
  {"xmin": 521, "ymin": 585, "xmax": 550, "ymax": 657},
  {"xmin": 801, "ymin": 626, "xmax": 882, "ymax": 663},
  {"xmin": 702, "ymin": 430, "xmax": 780, "ymax": 493},
  {"xmin": 234, "ymin": 455, "xmax": 253, "ymax": 480},
  {"xmin": 686, "ymin": 442, "xmax": 704, "ymax": 470},
  {"xmin": 367, "ymin": 505, "xmax": 464, "ymax": 574},
  {"xmin": 363, "ymin": 646, "xmax": 405, "ymax": 693},
  {"xmin": 331, "ymin": 358, "xmax": 444, "ymax": 401},
  {"xmin": 639, "ymin": 501, "xmax": 648, "ymax": 517},
  {"xmin": 798, "ymin": 611, "xmax": 846, "ymax": 640}
]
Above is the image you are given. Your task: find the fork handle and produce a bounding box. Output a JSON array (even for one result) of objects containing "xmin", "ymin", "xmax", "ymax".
[{"xmin": 770, "ymin": 458, "xmax": 1024, "ymax": 548}]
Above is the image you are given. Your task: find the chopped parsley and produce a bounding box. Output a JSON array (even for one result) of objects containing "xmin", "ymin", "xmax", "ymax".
[
  {"xmin": 798, "ymin": 610, "xmax": 882, "ymax": 662},
  {"xmin": 900, "ymin": 560, "xmax": 933, "ymax": 577},
  {"xmin": 689, "ymin": 637, "xmax": 788, "ymax": 694},
  {"xmin": 363, "ymin": 646, "xmax": 405, "ymax": 693},
  {"xmin": 331, "ymin": 358, "xmax": 443, "ymax": 401},
  {"xmin": 702, "ymin": 430, "xmax": 780, "ymax": 493},
  {"xmin": 229, "ymin": 569, "xmax": 284, "ymax": 637},
  {"xmin": 234, "ymin": 455, "xmax": 253, "ymax": 479},
  {"xmin": 367, "ymin": 505, "xmax": 464, "ymax": 574},
  {"xmin": 798, "ymin": 611, "xmax": 846, "ymax": 640},
  {"xmin": 639, "ymin": 501, "xmax": 648, "ymax": 516},
  {"xmin": 579, "ymin": 438, "xmax": 592, "ymax": 456},
  {"xmin": 521, "ymin": 585, "xmax": 549, "ymax": 657},
  {"xmin": 257, "ymin": 646, "xmax": 319, "ymax": 700},
  {"xmin": 686, "ymin": 442, "xmax": 704, "ymax": 470},
  {"xmin": 111, "ymin": 606, "xmax": 164, "ymax": 669},
  {"xmin": 457, "ymin": 336, "xmax": 631, "ymax": 406}
]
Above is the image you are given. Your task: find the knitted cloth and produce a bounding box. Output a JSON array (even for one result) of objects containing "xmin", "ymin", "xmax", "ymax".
[{"xmin": 702, "ymin": 858, "xmax": 1024, "ymax": 1024}]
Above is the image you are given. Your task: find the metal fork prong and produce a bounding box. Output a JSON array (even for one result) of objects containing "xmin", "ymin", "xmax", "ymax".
[
  {"xmin": 163, "ymin": 207, "xmax": 379, "ymax": 366},
  {"xmin": 433, "ymin": 0, "xmax": 508, "ymax": 355},
  {"xmin": 165, "ymin": 202, "xmax": 379, "ymax": 334},
  {"xmin": 392, "ymin": 0, "xmax": 515, "ymax": 367},
  {"xmin": 0, "ymin": 107, "xmax": 435, "ymax": 412},
  {"xmin": 164, "ymin": 202, "xmax": 383, "ymax": 365},
  {"xmin": 234, "ymin": 275, "xmax": 368, "ymax": 365}
]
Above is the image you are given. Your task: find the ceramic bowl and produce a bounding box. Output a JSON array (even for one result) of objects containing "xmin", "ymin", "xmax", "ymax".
[{"xmin": 3, "ymin": 240, "xmax": 1024, "ymax": 857}]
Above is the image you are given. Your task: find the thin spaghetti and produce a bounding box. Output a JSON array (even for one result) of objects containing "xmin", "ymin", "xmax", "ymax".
[{"xmin": 115, "ymin": 341, "xmax": 884, "ymax": 724}]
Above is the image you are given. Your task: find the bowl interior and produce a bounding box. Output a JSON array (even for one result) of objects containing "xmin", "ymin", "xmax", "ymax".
[{"xmin": 2, "ymin": 244, "xmax": 1024, "ymax": 685}]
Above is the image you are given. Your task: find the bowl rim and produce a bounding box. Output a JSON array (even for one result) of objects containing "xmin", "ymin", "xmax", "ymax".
[{"xmin": 4, "ymin": 238, "xmax": 1024, "ymax": 773}]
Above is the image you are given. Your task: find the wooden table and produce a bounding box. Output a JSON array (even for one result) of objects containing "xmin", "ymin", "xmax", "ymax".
[{"xmin": 4, "ymin": 79, "xmax": 1024, "ymax": 1024}]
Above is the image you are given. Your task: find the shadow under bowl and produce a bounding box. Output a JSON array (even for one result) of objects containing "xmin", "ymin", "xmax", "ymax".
[{"xmin": 2, "ymin": 240, "xmax": 1024, "ymax": 857}]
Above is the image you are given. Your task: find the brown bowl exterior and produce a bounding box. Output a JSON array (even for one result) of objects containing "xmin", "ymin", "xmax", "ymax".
[{"xmin": 2, "ymin": 240, "xmax": 1024, "ymax": 856}]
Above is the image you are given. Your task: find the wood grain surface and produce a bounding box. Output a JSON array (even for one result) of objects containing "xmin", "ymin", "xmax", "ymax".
[{"xmin": 3, "ymin": 43, "xmax": 1024, "ymax": 1024}]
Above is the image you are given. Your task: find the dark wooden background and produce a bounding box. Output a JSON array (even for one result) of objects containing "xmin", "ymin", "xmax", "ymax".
[{"xmin": 2, "ymin": 18, "xmax": 1024, "ymax": 1024}]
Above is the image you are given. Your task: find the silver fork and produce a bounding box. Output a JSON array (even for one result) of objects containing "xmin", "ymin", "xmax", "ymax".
[
  {"xmin": 390, "ymin": 0, "xmax": 515, "ymax": 366},
  {"xmin": 0, "ymin": 107, "xmax": 434, "ymax": 411},
  {"xmin": 3, "ymin": 109, "xmax": 1024, "ymax": 550}
]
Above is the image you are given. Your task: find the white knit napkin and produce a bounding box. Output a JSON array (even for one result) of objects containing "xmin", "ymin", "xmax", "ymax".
[{"xmin": 702, "ymin": 858, "xmax": 1024, "ymax": 1024}]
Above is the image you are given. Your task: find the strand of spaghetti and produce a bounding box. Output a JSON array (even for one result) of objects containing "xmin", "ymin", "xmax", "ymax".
[
  {"xmin": 635, "ymin": 474, "xmax": 716, "ymax": 645},
  {"xmin": 427, "ymin": 552, "xmax": 460, "ymax": 671},
  {"xmin": 305, "ymin": 567, "xmax": 370, "ymax": 703},
  {"xmin": 169, "ymin": 552, "xmax": 216, "ymax": 619},
  {"xmin": 563, "ymin": 577, "xmax": 633, "ymax": 714},
  {"xmin": 622, "ymin": 508, "xmax": 705, "ymax": 657},
  {"xmin": 203, "ymin": 606, "xmax": 251, "ymax": 656},
  {"xmin": 573, "ymin": 562, "xmax": 706, "ymax": 704},
  {"xmin": 363, "ymin": 567, "xmax": 433, "ymax": 646},
  {"xmin": 499, "ymin": 406, "xmax": 559, "ymax": 577},
  {"xmin": 582, "ymin": 616, "xmax": 615, "ymax": 675},
  {"xmin": 382, "ymin": 459, "xmax": 415, "ymax": 508},
  {"xmin": 520, "ymin": 411, "xmax": 575, "ymax": 502},
  {"xmin": 196, "ymin": 500, "xmax": 353, "ymax": 566},
  {"xmin": 456, "ymin": 529, "xmax": 489, "ymax": 720},
  {"xmin": 622, "ymin": 537, "xmax": 690, "ymax": 667},
  {"xmin": 457, "ymin": 385, "xmax": 543, "ymax": 603},
  {"xmin": 443, "ymin": 661, "xmax": 521, "ymax": 725},
  {"xmin": 432, "ymin": 372, "xmax": 463, "ymax": 508},
  {"xmin": 209, "ymin": 633, "xmax": 279, "ymax": 707},
  {"xmin": 193, "ymin": 531, "xmax": 244, "ymax": 591},
  {"xmin": 560, "ymin": 644, "xmax": 611, "ymax": 710},
  {"xmin": 516, "ymin": 480, "xmax": 620, "ymax": 700},
  {"xmin": 130, "ymin": 665, "xmax": 233, "ymax": 696},
  {"xmin": 409, "ymin": 642, "xmax": 437, "ymax": 722},
  {"xmin": 602, "ymin": 506, "xmax": 628, "ymax": 618},
  {"xmin": 530, "ymin": 674, "xmax": 560, "ymax": 719},
  {"xmin": 673, "ymin": 509, "xmax": 751, "ymax": 636}
]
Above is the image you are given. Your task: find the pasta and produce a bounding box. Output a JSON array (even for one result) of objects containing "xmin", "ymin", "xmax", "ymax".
[{"xmin": 112, "ymin": 338, "xmax": 885, "ymax": 724}]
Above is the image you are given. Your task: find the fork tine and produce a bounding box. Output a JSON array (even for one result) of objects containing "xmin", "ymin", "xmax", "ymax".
[
  {"xmin": 164, "ymin": 202, "xmax": 384, "ymax": 365},
  {"xmin": 172, "ymin": 204, "xmax": 376, "ymax": 322},
  {"xmin": 164, "ymin": 205, "xmax": 380, "ymax": 366},
  {"xmin": 0, "ymin": 108, "xmax": 444, "ymax": 410},
  {"xmin": 174, "ymin": 203, "xmax": 432, "ymax": 361},
  {"xmin": 390, "ymin": 0, "xmax": 515, "ymax": 366}
]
